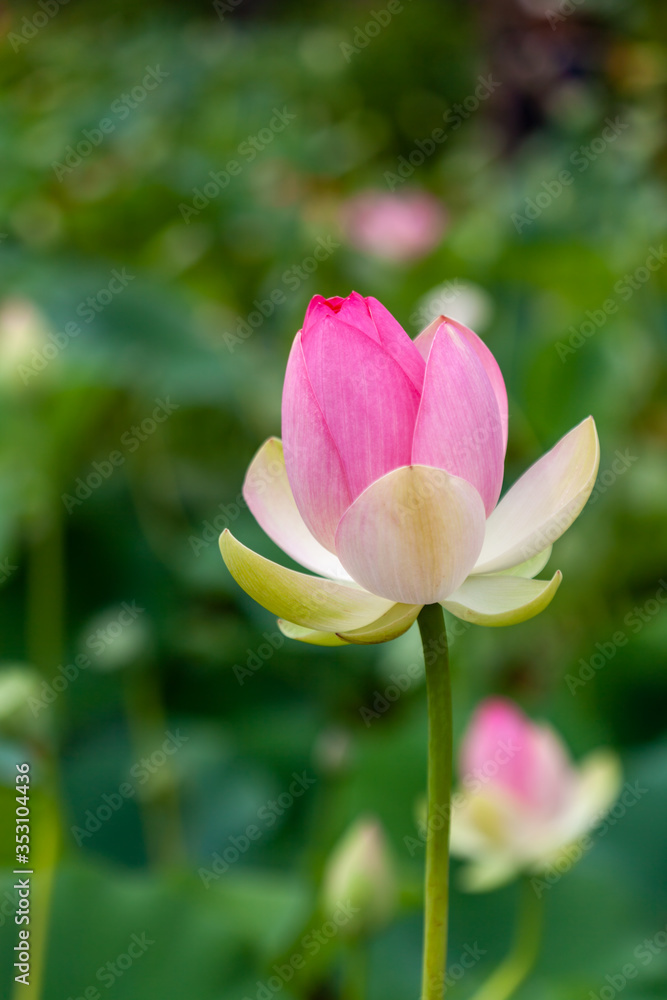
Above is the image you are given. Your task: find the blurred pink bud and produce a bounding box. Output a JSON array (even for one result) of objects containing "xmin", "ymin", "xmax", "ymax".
[
  {"xmin": 340, "ymin": 190, "xmax": 447, "ymax": 263},
  {"xmin": 450, "ymin": 698, "xmax": 621, "ymax": 890}
]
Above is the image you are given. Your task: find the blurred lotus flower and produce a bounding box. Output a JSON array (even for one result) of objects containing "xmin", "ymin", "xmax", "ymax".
[
  {"xmin": 0, "ymin": 298, "xmax": 52, "ymax": 388},
  {"xmin": 340, "ymin": 190, "xmax": 447, "ymax": 263},
  {"xmin": 450, "ymin": 698, "xmax": 621, "ymax": 891},
  {"xmin": 220, "ymin": 292, "xmax": 600, "ymax": 643},
  {"xmin": 322, "ymin": 816, "xmax": 397, "ymax": 935},
  {"xmin": 411, "ymin": 280, "xmax": 493, "ymax": 335}
]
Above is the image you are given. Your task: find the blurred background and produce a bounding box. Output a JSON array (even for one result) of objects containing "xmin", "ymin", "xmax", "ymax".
[{"xmin": 0, "ymin": 0, "xmax": 666, "ymax": 997}]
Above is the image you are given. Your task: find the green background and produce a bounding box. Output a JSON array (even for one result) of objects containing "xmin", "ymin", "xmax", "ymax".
[{"xmin": 0, "ymin": 0, "xmax": 666, "ymax": 997}]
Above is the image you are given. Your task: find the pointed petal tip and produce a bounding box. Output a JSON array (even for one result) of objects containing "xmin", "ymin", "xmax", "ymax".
[
  {"xmin": 220, "ymin": 528, "xmax": 394, "ymax": 632},
  {"xmin": 442, "ymin": 569, "xmax": 562, "ymax": 627},
  {"xmin": 473, "ymin": 417, "xmax": 600, "ymax": 575}
]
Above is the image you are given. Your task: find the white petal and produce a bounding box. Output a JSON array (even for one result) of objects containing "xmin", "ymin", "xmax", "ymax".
[
  {"xmin": 243, "ymin": 438, "xmax": 350, "ymax": 581},
  {"xmin": 485, "ymin": 546, "xmax": 552, "ymax": 579},
  {"xmin": 277, "ymin": 621, "xmax": 349, "ymax": 647},
  {"xmin": 457, "ymin": 857, "xmax": 522, "ymax": 893},
  {"xmin": 473, "ymin": 417, "xmax": 600, "ymax": 575},
  {"xmin": 541, "ymin": 750, "xmax": 622, "ymax": 859},
  {"xmin": 442, "ymin": 571, "xmax": 562, "ymax": 626}
]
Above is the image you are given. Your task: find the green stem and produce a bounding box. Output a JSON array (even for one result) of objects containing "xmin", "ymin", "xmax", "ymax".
[
  {"xmin": 340, "ymin": 938, "xmax": 366, "ymax": 1000},
  {"xmin": 26, "ymin": 509, "xmax": 64, "ymax": 672},
  {"xmin": 417, "ymin": 604, "xmax": 451, "ymax": 1000},
  {"xmin": 122, "ymin": 665, "xmax": 186, "ymax": 867},
  {"xmin": 13, "ymin": 509, "xmax": 65, "ymax": 1000},
  {"xmin": 468, "ymin": 877, "xmax": 543, "ymax": 1000}
]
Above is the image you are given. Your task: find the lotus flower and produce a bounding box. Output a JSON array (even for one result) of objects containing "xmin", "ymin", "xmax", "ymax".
[
  {"xmin": 220, "ymin": 292, "xmax": 599, "ymax": 645},
  {"xmin": 449, "ymin": 698, "xmax": 621, "ymax": 891},
  {"xmin": 340, "ymin": 189, "xmax": 447, "ymax": 263}
]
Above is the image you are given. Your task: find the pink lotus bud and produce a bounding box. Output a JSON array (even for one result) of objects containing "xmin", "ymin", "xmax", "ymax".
[
  {"xmin": 220, "ymin": 292, "xmax": 600, "ymax": 642},
  {"xmin": 339, "ymin": 189, "xmax": 447, "ymax": 263},
  {"xmin": 450, "ymin": 698, "xmax": 621, "ymax": 890}
]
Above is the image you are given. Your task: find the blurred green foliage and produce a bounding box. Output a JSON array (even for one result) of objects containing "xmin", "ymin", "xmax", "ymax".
[{"xmin": 0, "ymin": 0, "xmax": 666, "ymax": 997}]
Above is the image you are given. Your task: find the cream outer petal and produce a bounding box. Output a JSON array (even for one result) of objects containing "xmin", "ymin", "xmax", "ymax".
[
  {"xmin": 220, "ymin": 529, "xmax": 395, "ymax": 632},
  {"xmin": 441, "ymin": 571, "xmax": 562, "ymax": 627},
  {"xmin": 473, "ymin": 416, "xmax": 600, "ymax": 575},
  {"xmin": 243, "ymin": 438, "xmax": 351, "ymax": 581},
  {"xmin": 278, "ymin": 601, "xmax": 422, "ymax": 646},
  {"xmin": 335, "ymin": 465, "xmax": 486, "ymax": 605}
]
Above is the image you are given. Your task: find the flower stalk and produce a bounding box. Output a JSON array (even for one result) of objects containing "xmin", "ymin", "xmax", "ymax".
[
  {"xmin": 418, "ymin": 603, "xmax": 452, "ymax": 1000},
  {"xmin": 468, "ymin": 877, "xmax": 543, "ymax": 1000}
]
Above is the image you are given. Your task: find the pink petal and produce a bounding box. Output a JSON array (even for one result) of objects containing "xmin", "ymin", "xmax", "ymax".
[
  {"xmin": 334, "ymin": 465, "xmax": 486, "ymax": 604},
  {"xmin": 300, "ymin": 311, "xmax": 422, "ymax": 500},
  {"xmin": 366, "ymin": 296, "xmax": 425, "ymax": 393},
  {"xmin": 281, "ymin": 332, "xmax": 352, "ymax": 552},
  {"xmin": 304, "ymin": 293, "xmax": 371, "ymax": 337},
  {"xmin": 415, "ymin": 317, "xmax": 508, "ymax": 454},
  {"xmin": 305, "ymin": 293, "xmax": 425, "ymax": 392},
  {"xmin": 460, "ymin": 698, "xmax": 531, "ymax": 787},
  {"xmin": 411, "ymin": 323, "xmax": 505, "ymax": 515},
  {"xmin": 460, "ymin": 699, "xmax": 575, "ymax": 817}
]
